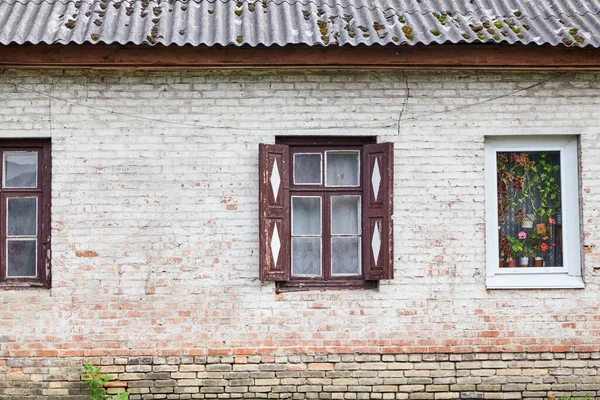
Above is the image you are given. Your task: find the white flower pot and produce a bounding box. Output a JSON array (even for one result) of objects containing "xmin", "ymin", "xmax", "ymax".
[
  {"xmin": 520, "ymin": 257, "xmax": 529, "ymax": 267},
  {"xmin": 521, "ymin": 214, "xmax": 535, "ymax": 229}
]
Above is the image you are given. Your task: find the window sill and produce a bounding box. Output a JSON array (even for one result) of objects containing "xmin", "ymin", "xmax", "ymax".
[
  {"xmin": 486, "ymin": 273, "xmax": 584, "ymax": 289},
  {"xmin": 276, "ymin": 280, "xmax": 377, "ymax": 293},
  {"xmin": 0, "ymin": 283, "xmax": 49, "ymax": 290}
]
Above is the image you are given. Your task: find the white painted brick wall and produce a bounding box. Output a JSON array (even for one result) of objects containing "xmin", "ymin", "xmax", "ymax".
[{"xmin": 0, "ymin": 69, "xmax": 598, "ymax": 356}]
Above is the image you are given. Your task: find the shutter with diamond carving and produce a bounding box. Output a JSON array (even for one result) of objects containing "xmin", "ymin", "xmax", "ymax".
[
  {"xmin": 259, "ymin": 144, "xmax": 291, "ymax": 281},
  {"xmin": 362, "ymin": 142, "xmax": 394, "ymax": 280}
]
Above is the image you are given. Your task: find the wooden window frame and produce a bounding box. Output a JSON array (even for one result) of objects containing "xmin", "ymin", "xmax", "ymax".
[
  {"xmin": 277, "ymin": 137, "xmax": 377, "ymax": 291},
  {"xmin": 484, "ymin": 136, "xmax": 583, "ymax": 289},
  {"xmin": 0, "ymin": 140, "xmax": 51, "ymax": 290}
]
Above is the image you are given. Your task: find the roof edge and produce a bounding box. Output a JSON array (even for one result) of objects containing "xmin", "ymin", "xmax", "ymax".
[{"xmin": 1, "ymin": 43, "xmax": 599, "ymax": 71}]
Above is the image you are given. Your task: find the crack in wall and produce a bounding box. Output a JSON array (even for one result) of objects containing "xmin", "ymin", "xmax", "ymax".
[
  {"xmin": 397, "ymin": 70, "xmax": 410, "ymax": 136},
  {"xmin": 48, "ymin": 82, "xmax": 53, "ymax": 136}
]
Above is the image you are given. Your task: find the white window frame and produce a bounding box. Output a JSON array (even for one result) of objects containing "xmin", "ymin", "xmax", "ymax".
[{"xmin": 485, "ymin": 136, "xmax": 583, "ymax": 289}]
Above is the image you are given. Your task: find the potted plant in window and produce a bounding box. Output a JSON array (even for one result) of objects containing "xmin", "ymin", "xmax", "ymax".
[
  {"xmin": 516, "ymin": 208, "xmax": 535, "ymax": 229},
  {"xmin": 521, "ymin": 213, "xmax": 535, "ymax": 229},
  {"xmin": 523, "ymin": 230, "xmax": 551, "ymax": 267},
  {"xmin": 534, "ymin": 240, "xmax": 544, "ymax": 267},
  {"xmin": 539, "ymin": 226, "xmax": 555, "ymax": 267},
  {"xmin": 508, "ymin": 231, "xmax": 534, "ymax": 267},
  {"xmin": 533, "ymin": 234, "xmax": 547, "ymax": 267}
]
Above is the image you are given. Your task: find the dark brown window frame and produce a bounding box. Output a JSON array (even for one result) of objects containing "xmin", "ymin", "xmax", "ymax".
[
  {"xmin": 0, "ymin": 140, "xmax": 51, "ymax": 290},
  {"xmin": 276, "ymin": 136, "xmax": 377, "ymax": 291}
]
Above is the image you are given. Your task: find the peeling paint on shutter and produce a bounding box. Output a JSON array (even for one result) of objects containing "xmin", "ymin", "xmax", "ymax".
[
  {"xmin": 362, "ymin": 142, "xmax": 393, "ymax": 280},
  {"xmin": 259, "ymin": 144, "xmax": 291, "ymax": 281}
]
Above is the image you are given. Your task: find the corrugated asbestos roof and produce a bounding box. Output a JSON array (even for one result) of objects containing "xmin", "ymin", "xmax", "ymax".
[{"xmin": 0, "ymin": 0, "xmax": 599, "ymax": 47}]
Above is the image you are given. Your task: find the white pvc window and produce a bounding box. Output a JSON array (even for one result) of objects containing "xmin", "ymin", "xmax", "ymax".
[{"xmin": 484, "ymin": 136, "xmax": 583, "ymax": 289}]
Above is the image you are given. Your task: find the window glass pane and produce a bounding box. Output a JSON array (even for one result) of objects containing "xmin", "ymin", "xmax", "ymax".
[
  {"xmin": 331, "ymin": 196, "xmax": 360, "ymax": 235},
  {"xmin": 331, "ymin": 237, "xmax": 360, "ymax": 276},
  {"xmin": 4, "ymin": 152, "xmax": 37, "ymax": 188},
  {"xmin": 294, "ymin": 153, "xmax": 321, "ymax": 184},
  {"xmin": 7, "ymin": 197, "xmax": 37, "ymax": 236},
  {"xmin": 292, "ymin": 237, "xmax": 321, "ymax": 276},
  {"xmin": 497, "ymin": 151, "xmax": 563, "ymax": 268},
  {"xmin": 6, "ymin": 239, "xmax": 36, "ymax": 277},
  {"xmin": 292, "ymin": 197, "xmax": 321, "ymax": 236},
  {"xmin": 326, "ymin": 151, "xmax": 359, "ymax": 186}
]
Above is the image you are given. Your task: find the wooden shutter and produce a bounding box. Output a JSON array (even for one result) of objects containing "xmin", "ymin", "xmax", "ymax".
[
  {"xmin": 362, "ymin": 142, "xmax": 394, "ymax": 280},
  {"xmin": 259, "ymin": 144, "xmax": 291, "ymax": 281}
]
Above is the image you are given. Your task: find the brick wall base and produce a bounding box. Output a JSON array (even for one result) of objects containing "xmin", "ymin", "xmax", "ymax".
[{"xmin": 1, "ymin": 353, "xmax": 599, "ymax": 399}]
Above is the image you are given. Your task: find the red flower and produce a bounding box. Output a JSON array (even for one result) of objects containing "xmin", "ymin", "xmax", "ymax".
[
  {"xmin": 548, "ymin": 217, "xmax": 556, "ymax": 225},
  {"xmin": 541, "ymin": 243, "xmax": 549, "ymax": 252},
  {"xmin": 552, "ymin": 242, "xmax": 556, "ymax": 247}
]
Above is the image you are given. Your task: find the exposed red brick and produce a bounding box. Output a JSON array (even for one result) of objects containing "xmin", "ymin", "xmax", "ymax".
[
  {"xmin": 104, "ymin": 381, "xmax": 127, "ymax": 388},
  {"xmin": 35, "ymin": 350, "xmax": 58, "ymax": 357},
  {"xmin": 308, "ymin": 363, "xmax": 334, "ymax": 371},
  {"xmin": 75, "ymin": 250, "xmax": 98, "ymax": 257}
]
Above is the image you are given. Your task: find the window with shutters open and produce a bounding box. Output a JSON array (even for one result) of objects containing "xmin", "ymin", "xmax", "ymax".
[{"xmin": 259, "ymin": 137, "xmax": 393, "ymax": 290}]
